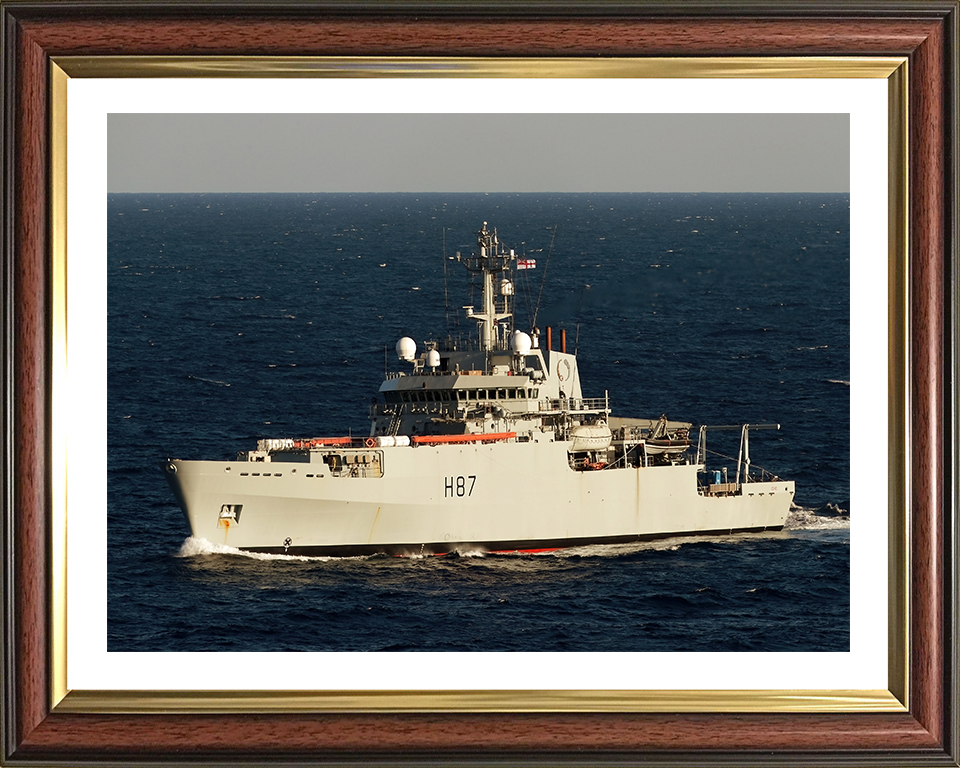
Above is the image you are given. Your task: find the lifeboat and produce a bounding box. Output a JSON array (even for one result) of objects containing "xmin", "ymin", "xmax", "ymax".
[
  {"xmin": 643, "ymin": 438, "xmax": 691, "ymax": 455},
  {"xmin": 290, "ymin": 437, "xmax": 353, "ymax": 449},
  {"xmin": 569, "ymin": 421, "xmax": 612, "ymax": 452},
  {"xmin": 411, "ymin": 432, "xmax": 516, "ymax": 445}
]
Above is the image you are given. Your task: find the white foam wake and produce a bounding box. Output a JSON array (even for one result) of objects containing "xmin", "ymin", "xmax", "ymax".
[
  {"xmin": 785, "ymin": 506, "xmax": 850, "ymax": 530},
  {"xmin": 448, "ymin": 548, "xmax": 488, "ymax": 558},
  {"xmin": 176, "ymin": 536, "xmax": 343, "ymax": 562}
]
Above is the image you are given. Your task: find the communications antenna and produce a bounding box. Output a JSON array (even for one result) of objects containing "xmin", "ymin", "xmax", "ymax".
[{"xmin": 531, "ymin": 224, "xmax": 558, "ymax": 328}]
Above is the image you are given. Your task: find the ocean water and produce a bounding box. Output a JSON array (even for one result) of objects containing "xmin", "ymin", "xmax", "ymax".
[{"xmin": 108, "ymin": 193, "xmax": 850, "ymax": 652}]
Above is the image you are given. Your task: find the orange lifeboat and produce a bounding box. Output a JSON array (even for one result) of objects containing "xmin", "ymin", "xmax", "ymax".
[
  {"xmin": 411, "ymin": 432, "xmax": 516, "ymax": 445},
  {"xmin": 291, "ymin": 436, "xmax": 354, "ymax": 449}
]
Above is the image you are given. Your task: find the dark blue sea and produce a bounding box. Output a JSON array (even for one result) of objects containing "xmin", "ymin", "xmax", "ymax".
[{"xmin": 108, "ymin": 193, "xmax": 850, "ymax": 653}]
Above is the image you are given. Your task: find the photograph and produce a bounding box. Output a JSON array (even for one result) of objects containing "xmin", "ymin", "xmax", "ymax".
[
  {"xmin": 3, "ymin": 3, "xmax": 956, "ymax": 764},
  {"xmin": 107, "ymin": 112, "xmax": 851, "ymax": 653}
]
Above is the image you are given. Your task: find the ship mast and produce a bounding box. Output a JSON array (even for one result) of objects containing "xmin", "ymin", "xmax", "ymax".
[{"xmin": 459, "ymin": 222, "xmax": 515, "ymax": 352}]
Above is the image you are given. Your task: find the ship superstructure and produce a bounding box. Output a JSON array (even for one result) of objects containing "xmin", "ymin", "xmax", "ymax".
[{"xmin": 164, "ymin": 223, "xmax": 794, "ymax": 556}]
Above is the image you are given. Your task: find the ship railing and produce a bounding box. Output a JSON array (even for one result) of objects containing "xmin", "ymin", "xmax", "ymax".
[
  {"xmin": 540, "ymin": 395, "xmax": 610, "ymax": 414},
  {"xmin": 436, "ymin": 335, "xmax": 515, "ymax": 354},
  {"xmin": 385, "ymin": 370, "xmax": 462, "ymax": 379}
]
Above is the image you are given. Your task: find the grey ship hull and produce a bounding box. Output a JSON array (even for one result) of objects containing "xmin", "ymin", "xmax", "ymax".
[{"xmin": 165, "ymin": 440, "xmax": 793, "ymax": 557}]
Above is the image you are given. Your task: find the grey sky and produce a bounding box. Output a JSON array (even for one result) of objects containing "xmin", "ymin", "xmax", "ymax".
[{"xmin": 108, "ymin": 113, "xmax": 849, "ymax": 193}]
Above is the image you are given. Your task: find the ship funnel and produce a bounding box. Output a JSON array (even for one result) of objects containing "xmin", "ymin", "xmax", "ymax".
[{"xmin": 396, "ymin": 337, "xmax": 417, "ymax": 361}]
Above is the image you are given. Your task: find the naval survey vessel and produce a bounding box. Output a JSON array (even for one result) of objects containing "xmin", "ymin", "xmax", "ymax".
[{"xmin": 164, "ymin": 222, "xmax": 794, "ymax": 556}]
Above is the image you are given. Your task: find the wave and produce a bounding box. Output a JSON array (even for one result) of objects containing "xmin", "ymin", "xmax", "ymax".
[
  {"xmin": 546, "ymin": 540, "xmax": 684, "ymax": 558},
  {"xmin": 827, "ymin": 379, "xmax": 850, "ymax": 386},
  {"xmin": 785, "ymin": 505, "xmax": 850, "ymax": 530},
  {"xmin": 447, "ymin": 548, "xmax": 489, "ymax": 558},
  {"xmin": 187, "ymin": 375, "xmax": 231, "ymax": 387},
  {"xmin": 176, "ymin": 536, "xmax": 348, "ymax": 562}
]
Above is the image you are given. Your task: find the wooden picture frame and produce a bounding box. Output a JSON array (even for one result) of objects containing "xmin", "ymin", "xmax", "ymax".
[{"xmin": 2, "ymin": 2, "xmax": 957, "ymax": 765}]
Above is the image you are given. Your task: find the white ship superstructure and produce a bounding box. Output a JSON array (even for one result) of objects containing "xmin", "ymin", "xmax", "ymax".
[{"xmin": 164, "ymin": 223, "xmax": 794, "ymax": 556}]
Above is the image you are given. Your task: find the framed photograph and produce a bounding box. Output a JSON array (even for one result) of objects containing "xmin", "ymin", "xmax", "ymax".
[{"xmin": 3, "ymin": 2, "xmax": 957, "ymax": 765}]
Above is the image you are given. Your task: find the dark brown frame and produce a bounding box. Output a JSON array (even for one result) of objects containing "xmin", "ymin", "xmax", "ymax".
[{"xmin": 2, "ymin": 2, "xmax": 958, "ymax": 765}]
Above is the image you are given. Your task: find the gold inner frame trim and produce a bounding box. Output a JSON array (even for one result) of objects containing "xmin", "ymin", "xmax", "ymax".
[
  {"xmin": 886, "ymin": 61, "xmax": 910, "ymax": 711},
  {"xmin": 56, "ymin": 688, "xmax": 904, "ymax": 714},
  {"xmin": 49, "ymin": 55, "xmax": 909, "ymax": 715},
  {"xmin": 54, "ymin": 55, "xmax": 905, "ymax": 79},
  {"xmin": 50, "ymin": 62, "xmax": 69, "ymax": 709}
]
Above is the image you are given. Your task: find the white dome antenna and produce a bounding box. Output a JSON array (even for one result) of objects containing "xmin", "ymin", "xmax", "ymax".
[
  {"xmin": 511, "ymin": 331, "xmax": 532, "ymax": 356},
  {"xmin": 396, "ymin": 337, "xmax": 417, "ymax": 362}
]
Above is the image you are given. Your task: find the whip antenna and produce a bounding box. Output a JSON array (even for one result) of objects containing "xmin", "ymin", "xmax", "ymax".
[
  {"xmin": 575, "ymin": 286, "xmax": 584, "ymax": 355},
  {"xmin": 518, "ymin": 244, "xmax": 535, "ymax": 330},
  {"xmin": 531, "ymin": 224, "xmax": 558, "ymax": 328},
  {"xmin": 442, "ymin": 228, "xmax": 451, "ymax": 336}
]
